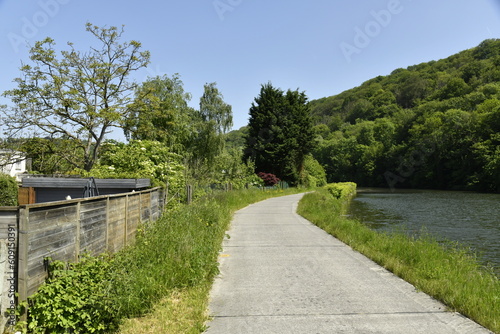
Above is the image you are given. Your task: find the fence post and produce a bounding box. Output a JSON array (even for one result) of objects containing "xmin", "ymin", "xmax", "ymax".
[
  {"xmin": 165, "ymin": 183, "xmax": 168, "ymax": 209},
  {"xmin": 186, "ymin": 185, "xmax": 192, "ymax": 205},
  {"xmin": 139, "ymin": 192, "xmax": 143, "ymax": 223},
  {"xmin": 75, "ymin": 202, "xmax": 81, "ymax": 262},
  {"xmin": 149, "ymin": 190, "xmax": 153, "ymax": 221},
  {"xmin": 105, "ymin": 197, "xmax": 110, "ymax": 252},
  {"xmin": 124, "ymin": 194, "xmax": 129, "ymax": 246}
]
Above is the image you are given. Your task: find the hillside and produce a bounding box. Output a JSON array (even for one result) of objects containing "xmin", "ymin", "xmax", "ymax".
[{"xmin": 309, "ymin": 39, "xmax": 500, "ymax": 191}]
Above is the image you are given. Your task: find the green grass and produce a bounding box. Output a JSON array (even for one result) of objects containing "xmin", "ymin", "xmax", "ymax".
[
  {"xmin": 297, "ymin": 187, "xmax": 500, "ymax": 333},
  {"xmin": 117, "ymin": 283, "xmax": 212, "ymax": 334}
]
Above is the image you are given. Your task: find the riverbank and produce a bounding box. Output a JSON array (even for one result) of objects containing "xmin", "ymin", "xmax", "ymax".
[
  {"xmin": 349, "ymin": 187, "xmax": 500, "ymax": 275},
  {"xmin": 297, "ymin": 185, "xmax": 500, "ymax": 333}
]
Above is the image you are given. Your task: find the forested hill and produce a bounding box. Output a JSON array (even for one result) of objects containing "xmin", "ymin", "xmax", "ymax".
[{"xmin": 309, "ymin": 39, "xmax": 500, "ymax": 192}]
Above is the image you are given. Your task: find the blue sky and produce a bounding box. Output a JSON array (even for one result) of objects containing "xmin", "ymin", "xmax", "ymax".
[{"xmin": 1, "ymin": 0, "xmax": 499, "ymax": 141}]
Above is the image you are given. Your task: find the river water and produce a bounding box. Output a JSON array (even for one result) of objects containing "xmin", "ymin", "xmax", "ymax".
[{"xmin": 347, "ymin": 189, "xmax": 500, "ymax": 275}]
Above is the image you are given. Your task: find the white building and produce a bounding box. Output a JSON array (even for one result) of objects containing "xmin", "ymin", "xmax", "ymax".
[{"xmin": 0, "ymin": 150, "xmax": 27, "ymax": 181}]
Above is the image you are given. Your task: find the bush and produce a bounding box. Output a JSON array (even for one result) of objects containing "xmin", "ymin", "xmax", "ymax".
[
  {"xmin": 324, "ymin": 182, "xmax": 357, "ymax": 200},
  {"xmin": 302, "ymin": 155, "xmax": 327, "ymax": 187},
  {"xmin": 25, "ymin": 254, "xmax": 119, "ymax": 333},
  {"xmin": 257, "ymin": 172, "xmax": 280, "ymax": 186},
  {"xmin": 0, "ymin": 173, "xmax": 18, "ymax": 206},
  {"xmin": 81, "ymin": 140, "xmax": 185, "ymax": 192}
]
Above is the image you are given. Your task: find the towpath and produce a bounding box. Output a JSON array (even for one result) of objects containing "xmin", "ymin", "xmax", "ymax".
[{"xmin": 204, "ymin": 193, "xmax": 491, "ymax": 333}]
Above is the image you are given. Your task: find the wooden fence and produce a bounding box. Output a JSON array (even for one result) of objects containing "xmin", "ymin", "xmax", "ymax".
[{"xmin": 0, "ymin": 187, "xmax": 165, "ymax": 330}]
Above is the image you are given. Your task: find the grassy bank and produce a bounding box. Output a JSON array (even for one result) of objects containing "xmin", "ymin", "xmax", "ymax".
[{"xmin": 297, "ymin": 185, "xmax": 500, "ymax": 333}]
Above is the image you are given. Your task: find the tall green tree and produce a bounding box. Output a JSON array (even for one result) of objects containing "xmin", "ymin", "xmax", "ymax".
[
  {"xmin": 244, "ymin": 83, "xmax": 314, "ymax": 185},
  {"xmin": 124, "ymin": 74, "xmax": 196, "ymax": 152},
  {"xmin": 1, "ymin": 23, "xmax": 150, "ymax": 171},
  {"xmin": 189, "ymin": 82, "xmax": 233, "ymax": 180}
]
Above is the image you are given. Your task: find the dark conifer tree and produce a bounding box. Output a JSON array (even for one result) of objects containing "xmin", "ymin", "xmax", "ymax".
[{"xmin": 244, "ymin": 83, "xmax": 314, "ymax": 185}]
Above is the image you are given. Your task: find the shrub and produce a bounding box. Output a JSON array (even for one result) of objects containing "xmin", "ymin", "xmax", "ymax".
[
  {"xmin": 324, "ymin": 182, "xmax": 357, "ymax": 200},
  {"xmin": 302, "ymin": 155, "xmax": 327, "ymax": 187},
  {"xmin": 0, "ymin": 173, "xmax": 18, "ymax": 206},
  {"xmin": 26, "ymin": 254, "xmax": 119, "ymax": 333},
  {"xmin": 257, "ymin": 172, "xmax": 280, "ymax": 186},
  {"xmin": 81, "ymin": 140, "xmax": 185, "ymax": 192}
]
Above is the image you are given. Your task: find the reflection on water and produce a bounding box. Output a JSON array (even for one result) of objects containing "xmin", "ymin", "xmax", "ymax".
[{"xmin": 348, "ymin": 188, "xmax": 500, "ymax": 274}]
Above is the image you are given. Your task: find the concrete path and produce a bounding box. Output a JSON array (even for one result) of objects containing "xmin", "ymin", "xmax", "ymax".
[{"xmin": 205, "ymin": 194, "xmax": 491, "ymax": 334}]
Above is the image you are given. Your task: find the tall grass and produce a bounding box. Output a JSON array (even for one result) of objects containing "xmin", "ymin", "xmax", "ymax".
[
  {"xmin": 110, "ymin": 197, "xmax": 231, "ymax": 318},
  {"xmin": 297, "ymin": 188, "xmax": 500, "ymax": 333}
]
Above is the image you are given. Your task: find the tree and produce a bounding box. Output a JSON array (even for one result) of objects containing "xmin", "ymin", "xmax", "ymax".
[
  {"xmin": 124, "ymin": 74, "xmax": 196, "ymax": 152},
  {"xmin": 189, "ymin": 82, "xmax": 233, "ymax": 180},
  {"xmin": 394, "ymin": 71, "xmax": 430, "ymax": 108},
  {"xmin": 1, "ymin": 23, "xmax": 150, "ymax": 171},
  {"xmin": 284, "ymin": 89, "xmax": 316, "ymax": 182},
  {"xmin": 195, "ymin": 82, "xmax": 233, "ymax": 162},
  {"xmin": 244, "ymin": 83, "xmax": 315, "ymax": 185}
]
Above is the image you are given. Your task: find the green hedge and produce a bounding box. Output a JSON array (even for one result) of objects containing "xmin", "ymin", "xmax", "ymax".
[
  {"xmin": 0, "ymin": 173, "xmax": 18, "ymax": 206},
  {"xmin": 324, "ymin": 182, "xmax": 356, "ymax": 200}
]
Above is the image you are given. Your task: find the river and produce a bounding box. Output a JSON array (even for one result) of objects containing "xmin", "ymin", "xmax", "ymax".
[{"xmin": 347, "ymin": 189, "xmax": 500, "ymax": 275}]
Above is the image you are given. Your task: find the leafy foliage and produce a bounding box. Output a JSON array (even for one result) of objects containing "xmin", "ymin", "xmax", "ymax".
[
  {"xmin": 310, "ymin": 39, "xmax": 500, "ymax": 192},
  {"xmin": 82, "ymin": 140, "xmax": 185, "ymax": 191},
  {"xmin": 26, "ymin": 254, "xmax": 119, "ymax": 333},
  {"xmin": 302, "ymin": 155, "xmax": 327, "ymax": 188},
  {"xmin": 244, "ymin": 83, "xmax": 315, "ymax": 185},
  {"xmin": 1, "ymin": 23, "xmax": 150, "ymax": 171},
  {"xmin": 0, "ymin": 173, "xmax": 18, "ymax": 206},
  {"xmin": 124, "ymin": 74, "xmax": 195, "ymax": 152},
  {"xmin": 189, "ymin": 82, "xmax": 233, "ymax": 181},
  {"xmin": 324, "ymin": 182, "xmax": 356, "ymax": 200},
  {"xmin": 257, "ymin": 172, "xmax": 280, "ymax": 186},
  {"xmin": 20, "ymin": 137, "xmax": 83, "ymax": 174}
]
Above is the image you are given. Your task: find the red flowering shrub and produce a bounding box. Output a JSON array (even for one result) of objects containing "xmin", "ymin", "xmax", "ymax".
[{"xmin": 257, "ymin": 172, "xmax": 280, "ymax": 186}]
